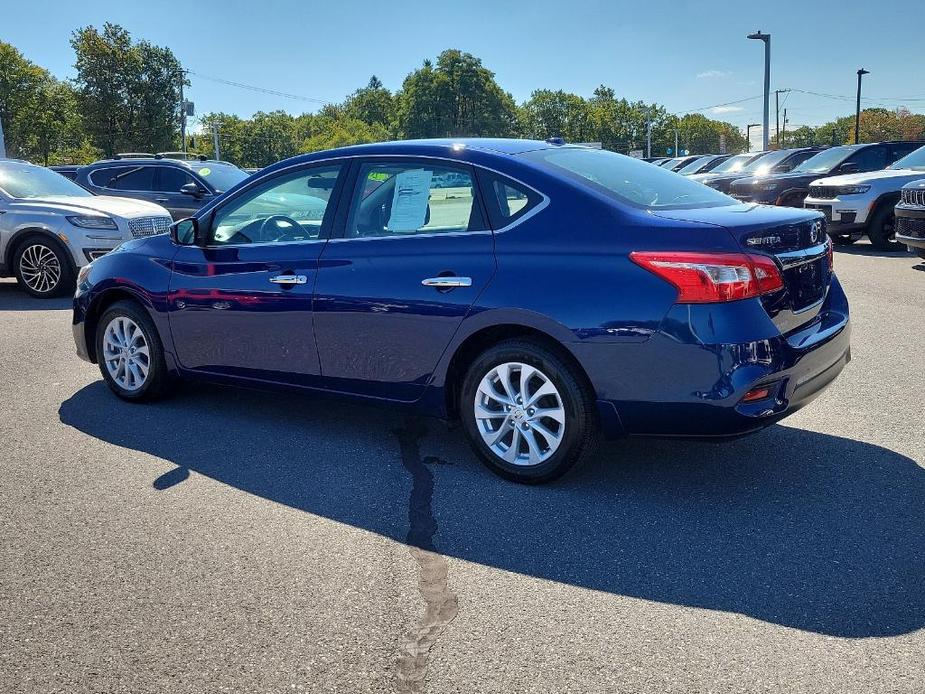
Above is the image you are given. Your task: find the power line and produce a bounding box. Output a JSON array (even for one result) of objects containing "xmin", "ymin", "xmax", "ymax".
[
  {"xmin": 671, "ymin": 95, "xmax": 764, "ymax": 116},
  {"xmin": 186, "ymin": 70, "xmax": 330, "ymax": 104}
]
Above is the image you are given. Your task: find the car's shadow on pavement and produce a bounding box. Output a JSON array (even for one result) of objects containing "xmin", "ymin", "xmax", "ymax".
[
  {"xmin": 59, "ymin": 381, "xmax": 924, "ymax": 639},
  {"xmin": 0, "ymin": 281, "xmax": 71, "ymax": 311}
]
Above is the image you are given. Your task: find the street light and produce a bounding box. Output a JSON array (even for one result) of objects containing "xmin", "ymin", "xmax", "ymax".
[
  {"xmin": 855, "ymin": 68, "xmax": 869, "ymax": 144},
  {"xmin": 746, "ymin": 123, "xmax": 761, "ymax": 152},
  {"xmin": 747, "ymin": 31, "xmax": 771, "ymax": 151}
]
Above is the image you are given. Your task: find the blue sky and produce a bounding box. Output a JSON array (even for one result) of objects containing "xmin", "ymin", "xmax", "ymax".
[{"xmin": 6, "ymin": 0, "xmax": 924, "ymax": 144}]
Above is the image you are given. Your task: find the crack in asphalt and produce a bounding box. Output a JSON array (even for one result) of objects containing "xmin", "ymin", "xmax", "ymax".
[{"xmin": 393, "ymin": 418, "xmax": 459, "ymax": 694}]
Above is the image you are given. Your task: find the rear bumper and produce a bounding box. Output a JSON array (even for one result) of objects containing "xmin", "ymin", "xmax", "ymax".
[{"xmin": 573, "ymin": 275, "xmax": 851, "ymax": 439}]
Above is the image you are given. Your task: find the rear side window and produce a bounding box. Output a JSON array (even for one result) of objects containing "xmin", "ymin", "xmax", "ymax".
[
  {"xmin": 100, "ymin": 166, "xmax": 156, "ymax": 191},
  {"xmin": 345, "ymin": 161, "xmax": 486, "ymax": 238},
  {"xmin": 477, "ymin": 170, "xmax": 543, "ymax": 228}
]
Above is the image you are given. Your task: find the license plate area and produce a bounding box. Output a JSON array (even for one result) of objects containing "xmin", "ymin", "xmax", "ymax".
[{"xmin": 784, "ymin": 257, "xmax": 827, "ymax": 311}]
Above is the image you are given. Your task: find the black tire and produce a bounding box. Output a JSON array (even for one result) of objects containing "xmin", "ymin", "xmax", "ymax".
[
  {"xmin": 13, "ymin": 235, "xmax": 75, "ymax": 298},
  {"xmin": 95, "ymin": 300, "xmax": 172, "ymax": 402},
  {"xmin": 831, "ymin": 235, "xmax": 857, "ymax": 246},
  {"xmin": 866, "ymin": 204, "xmax": 899, "ymax": 251},
  {"xmin": 459, "ymin": 339, "xmax": 600, "ymax": 483}
]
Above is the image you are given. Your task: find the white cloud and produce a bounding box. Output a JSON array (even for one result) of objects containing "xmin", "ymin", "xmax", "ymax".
[
  {"xmin": 711, "ymin": 106, "xmax": 745, "ymax": 114},
  {"xmin": 697, "ymin": 69, "xmax": 732, "ymax": 79}
]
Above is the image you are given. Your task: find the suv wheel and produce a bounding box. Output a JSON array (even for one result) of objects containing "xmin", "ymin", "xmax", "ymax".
[
  {"xmin": 95, "ymin": 300, "xmax": 171, "ymax": 402},
  {"xmin": 460, "ymin": 340, "xmax": 599, "ymax": 483},
  {"xmin": 14, "ymin": 236, "xmax": 75, "ymax": 298},
  {"xmin": 866, "ymin": 205, "xmax": 899, "ymax": 251}
]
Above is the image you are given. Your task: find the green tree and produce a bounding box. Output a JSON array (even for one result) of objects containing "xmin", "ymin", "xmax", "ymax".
[
  {"xmin": 520, "ymin": 89, "xmax": 591, "ymax": 142},
  {"xmin": 0, "ymin": 41, "xmax": 49, "ymax": 158},
  {"xmin": 397, "ymin": 50, "xmax": 517, "ymax": 138},
  {"xmin": 71, "ymin": 23, "xmax": 183, "ymax": 156},
  {"xmin": 343, "ymin": 76, "xmax": 395, "ymax": 132}
]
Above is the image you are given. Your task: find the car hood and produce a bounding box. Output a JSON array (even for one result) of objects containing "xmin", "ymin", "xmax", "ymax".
[
  {"xmin": 732, "ymin": 171, "xmax": 817, "ymax": 188},
  {"xmin": 810, "ymin": 169, "xmax": 925, "ymax": 187},
  {"xmin": 11, "ymin": 195, "xmax": 170, "ymax": 218}
]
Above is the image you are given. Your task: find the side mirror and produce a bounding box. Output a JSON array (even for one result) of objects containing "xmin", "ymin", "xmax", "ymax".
[
  {"xmin": 776, "ymin": 163, "xmax": 794, "ymax": 173},
  {"xmin": 170, "ymin": 218, "xmax": 198, "ymax": 246},
  {"xmin": 838, "ymin": 162, "xmax": 859, "ymax": 174},
  {"xmin": 180, "ymin": 182, "xmax": 205, "ymax": 199}
]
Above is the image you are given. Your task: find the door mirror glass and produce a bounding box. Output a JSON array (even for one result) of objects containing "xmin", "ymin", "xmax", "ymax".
[
  {"xmin": 171, "ymin": 218, "xmax": 197, "ymax": 245},
  {"xmin": 180, "ymin": 182, "xmax": 204, "ymax": 198}
]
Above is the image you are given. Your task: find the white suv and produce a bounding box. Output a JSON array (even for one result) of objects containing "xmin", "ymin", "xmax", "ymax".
[
  {"xmin": 0, "ymin": 159, "xmax": 173, "ymax": 298},
  {"xmin": 804, "ymin": 143, "xmax": 925, "ymax": 249}
]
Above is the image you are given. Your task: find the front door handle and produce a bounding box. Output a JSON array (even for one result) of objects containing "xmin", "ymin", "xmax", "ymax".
[
  {"xmin": 421, "ymin": 276, "xmax": 472, "ymax": 288},
  {"xmin": 269, "ymin": 274, "xmax": 308, "ymax": 285}
]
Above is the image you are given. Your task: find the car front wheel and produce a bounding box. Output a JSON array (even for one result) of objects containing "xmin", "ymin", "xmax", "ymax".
[
  {"xmin": 14, "ymin": 236, "xmax": 75, "ymax": 298},
  {"xmin": 95, "ymin": 300, "xmax": 171, "ymax": 402},
  {"xmin": 460, "ymin": 340, "xmax": 599, "ymax": 483}
]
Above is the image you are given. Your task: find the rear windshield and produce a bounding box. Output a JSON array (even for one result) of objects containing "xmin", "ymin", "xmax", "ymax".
[{"xmin": 521, "ymin": 147, "xmax": 736, "ymax": 210}]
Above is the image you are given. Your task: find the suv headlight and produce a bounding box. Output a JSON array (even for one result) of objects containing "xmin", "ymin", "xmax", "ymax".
[
  {"xmin": 836, "ymin": 185, "xmax": 871, "ymax": 195},
  {"xmin": 67, "ymin": 215, "xmax": 118, "ymax": 230}
]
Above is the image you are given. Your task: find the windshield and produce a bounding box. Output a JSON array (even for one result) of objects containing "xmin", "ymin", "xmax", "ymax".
[
  {"xmin": 522, "ymin": 147, "xmax": 736, "ymax": 210},
  {"xmin": 793, "ymin": 146, "xmax": 856, "ymax": 174},
  {"xmin": 189, "ymin": 162, "xmax": 249, "ymax": 192},
  {"xmin": 0, "ymin": 161, "xmax": 92, "ymax": 198},
  {"xmin": 677, "ymin": 156, "xmax": 713, "ymax": 175},
  {"xmin": 889, "ymin": 145, "xmax": 925, "ymax": 171},
  {"xmin": 745, "ymin": 148, "xmax": 800, "ymax": 176},
  {"xmin": 709, "ymin": 153, "xmax": 756, "ymax": 174}
]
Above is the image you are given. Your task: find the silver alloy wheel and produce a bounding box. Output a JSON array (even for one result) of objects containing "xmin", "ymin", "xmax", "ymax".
[
  {"xmin": 102, "ymin": 316, "xmax": 150, "ymax": 392},
  {"xmin": 474, "ymin": 361, "xmax": 566, "ymax": 466},
  {"xmin": 19, "ymin": 244, "xmax": 62, "ymax": 293}
]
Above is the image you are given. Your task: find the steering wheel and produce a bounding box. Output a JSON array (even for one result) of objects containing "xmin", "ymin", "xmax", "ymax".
[{"xmin": 257, "ymin": 215, "xmax": 303, "ymax": 243}]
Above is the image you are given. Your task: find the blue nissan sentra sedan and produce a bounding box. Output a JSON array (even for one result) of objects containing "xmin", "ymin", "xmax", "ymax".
[{"xmin": 72, "ymin": 139, "xmax": 850, "ymax": 483}]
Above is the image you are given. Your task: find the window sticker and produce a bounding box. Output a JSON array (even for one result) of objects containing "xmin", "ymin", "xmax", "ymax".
[
  {"xmin": 198, "ymin": 167, "xmax": 212, "ymax": 177},
  {"xmin": 387, "ymin": 169, "xmax": 433, "ymax": 232}
]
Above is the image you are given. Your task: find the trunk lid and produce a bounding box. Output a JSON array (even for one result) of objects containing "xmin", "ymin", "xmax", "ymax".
[{"xmin": 653, "ymin": 204, "xmax": 831, "ymax": 332}]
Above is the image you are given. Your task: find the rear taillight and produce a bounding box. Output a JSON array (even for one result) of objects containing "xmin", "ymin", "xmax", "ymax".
[{"xmin": 629, "ymin": 251, "xmax": 784, "ymax": 303}]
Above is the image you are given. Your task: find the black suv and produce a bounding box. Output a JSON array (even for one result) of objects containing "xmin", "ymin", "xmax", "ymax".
[
  {"xmin": 75, "ymin": 155, "xmax": 250, "ymax": 220},
  {"xmin": 690, "ymin": 147, "xmax": 824, "ymax": 195},
  {"xmin": 729, "ymin": 141, "xmax": 924, "ymax": 207}
]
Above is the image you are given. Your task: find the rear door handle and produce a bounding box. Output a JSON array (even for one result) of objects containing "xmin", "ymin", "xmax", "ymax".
[
  {"xmin": 421, "ymin": 276, "xmax": 472, "ymax": 288},
  {"xmin": 269, "ymin": 274, "xmax": 308, "ymax": 285}
]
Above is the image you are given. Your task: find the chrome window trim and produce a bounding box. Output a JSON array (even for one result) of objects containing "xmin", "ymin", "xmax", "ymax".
[{"xmin": 200, "ymin": 153, "xmax": 551, "ymax": 249}]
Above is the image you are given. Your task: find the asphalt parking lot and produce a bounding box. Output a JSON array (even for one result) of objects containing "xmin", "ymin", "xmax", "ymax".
[{"xmin": 1, "ymin": 243, "xmax": 923, "ymax": 693}]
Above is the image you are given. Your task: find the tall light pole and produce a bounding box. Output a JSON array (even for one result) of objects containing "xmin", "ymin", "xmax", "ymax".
[
  {"xmin": 855, "ymin": 68, "xmax": 869, "ymax": 144},
  {"xmin": 747, "ymin": 31, "xmax": 771, "ymax": 151},
  {"xmin": 746, "ymin": 123, "xmax": 761, "ymax": 152}
]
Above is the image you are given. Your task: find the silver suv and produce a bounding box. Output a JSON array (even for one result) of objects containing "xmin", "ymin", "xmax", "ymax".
[{"xmin": 0, "ymin": 159, "xmax": 172, "ymax": 298}]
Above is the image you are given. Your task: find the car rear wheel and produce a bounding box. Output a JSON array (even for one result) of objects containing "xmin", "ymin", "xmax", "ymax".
[
  {"xmin": 95, "ymin": 300, "xmax": 171, "ymax": 402},
  {"xmin": 14, "ymin": 236, "xmax": 75, "ymax": 298},
  {"xmin": 460, "ymin": 340, "xmax": 599, "ymax": 483},
  {"xmin": 866, "ymin": 205, "xmax": 899, "ymax": 251}
]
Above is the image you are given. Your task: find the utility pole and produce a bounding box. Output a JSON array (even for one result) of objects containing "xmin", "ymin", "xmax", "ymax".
[
  {"xmin": 747, "ymin": 31, "xmax": 771, "ymax": 151},
  {"xmin": 746, "ymin": 123, "xmax": 760, "ymax": 152},
  {"xmin": 781, "ymin": 108, "xmax": 787, "ymax": 148},
  {"xmin": 179, "ymin": 71, "xmax": 186, "ymax": 153},
  {"xmin": 855, "ymin": 68, "xmax": 869, "ymax": 144},
  {"xmin": 774, "ymin": 89, "xmax": 790, "ymax": 149},
  {"xmin": 212, "ymin": 123, "xmax": 221, "ymax": 160},
  {"xmin": 674, "ymin": 129, "xmax": 679, "ymax": 157},
  {"xmin": 0, "ymin": 116, "xmax": 6, "ymax": 158},
  {"xmin": 646, "ymin": 117, "xmax": 652, "ymax": 158}
]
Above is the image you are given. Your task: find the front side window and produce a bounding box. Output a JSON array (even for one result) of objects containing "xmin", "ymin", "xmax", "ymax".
[
  {"xmin": 521, "ymin": 147, "xmax": 735, "ymax": 210},
  {"xmin": 345, "ymin": 162, "xmax": 484, "ymax": 238},
  {"xmin": 210, "ymin": 165, "xmax": 342, "ymax": 245},
  {"xmin": 0, "ymin": 161, "xmax": 92, "ymax": 198},
  {"xmin": 157, "ymin": 166, "xmax": 195, "ymax": 192}
]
